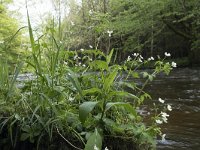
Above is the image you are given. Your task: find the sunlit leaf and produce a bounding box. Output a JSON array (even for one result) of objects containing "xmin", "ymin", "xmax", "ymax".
[{"xmin": 84, "ymin": 128, "xmax": 102, "ymax": 150}]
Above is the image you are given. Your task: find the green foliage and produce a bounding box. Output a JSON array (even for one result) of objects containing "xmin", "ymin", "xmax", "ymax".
[
  {"xmin": 84, "ymin": 128, "xmax": 102, "ymax": 150},
  {"xmin": 0, "ymin": 2, "xmax": 177, "ymax": 150},
  {"xmin": 0, "ymin": 1, "xmax": 22, "ymax": 65},
  {"xmin": 49, "ymin": 0, "xmax": 200, "ymax": 64}
]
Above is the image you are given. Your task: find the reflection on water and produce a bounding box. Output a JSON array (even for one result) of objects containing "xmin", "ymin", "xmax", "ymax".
[{"xmin": 146, "ymin": 68, "xmax": 200, "ymax": 150}]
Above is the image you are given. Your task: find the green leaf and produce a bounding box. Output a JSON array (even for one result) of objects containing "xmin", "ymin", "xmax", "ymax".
[
  {"xmin": 105, "ymin": 102, "xmax": 137, "ymax": 117},
  {"xmin": 110, "ymin": 91, "xmax": 140, "ymax": 101},
  {"xmin": 82, "ymin": 88, "xmax": 102, "ymax": 96},
  {"xmin": 90, "ymin": 60, "xmax": 108, "ymax": 70},
  {"xmin": 84, "ymin": 128, "xmax": 102, "ymax": 150},
  {"xmin": 26, "ymin": 7, "xmax": 35, "ymax": 53},
  {"xmin": 20, "ymin": 133, "xmax": 30, "ymax": 141},
  {"xmin": 105, "ymin": 102, "xmax": 125, "ymax": 111},
  {"xmin": 103, "ymin": 69, "xmax": 118, "ymax": 91},
  {"xmin": 66, "ymin": 68, "xmax": 83, "ymax": 98},
  {"xmin": 106, "ymin": 49, "xmax": 114, "ymax": 65},
  {"xmin": 79, "ymin": 101, "xmax": 99, "ymax": 123}
]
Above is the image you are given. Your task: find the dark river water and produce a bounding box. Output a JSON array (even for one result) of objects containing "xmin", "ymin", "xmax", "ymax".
[{"xmin": 144, "ymin": 68, "xmax": 200, "ymax": 150}]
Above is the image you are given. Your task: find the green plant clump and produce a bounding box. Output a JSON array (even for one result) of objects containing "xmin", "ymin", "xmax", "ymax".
[{"xmin": 0, "ymin": 11, "xmax": 175, "ymax": 150}]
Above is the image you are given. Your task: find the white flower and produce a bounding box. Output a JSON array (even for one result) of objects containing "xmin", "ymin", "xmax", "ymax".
[
  {"xmin": 89, "ymin": 45, "xmax": 93, "ymax": 49},
  {"xmin": 70, "ymin": 21, "xmax": 75, "ymax": 26},
  {"xmin": 79, "ymin": 62, "xmax": 82, "ymax": 66},
  {"xmin": 89, "ymin": 10, "xmax": 93, "ymax": 15},
  {"xmin": 0, "ymin": 41, "xmax": 4, "ymax": 44},
  {"xmin": 167, "ymin": 104, "xmax": 172, "ymax": 111},
  {"xmin": 107, "ymin": 30, "xmax": 113, "ymax": 37},
  {"xmin": 82, "ymin": 64, "xmax": 86, "ymax": 67},
  {"xmin": 148, "ymin": 57, "xmax": 154, "ymax": 61},
  {"xmin": 140, "ymin": 55, "xmax": 143, "ymax": 59},
  {"xmin": 94, "ymin": 145, "xmax": 99, "ymax": 150},
  {"xmin": 162, "ymin": 134, "xmax": 166, "ymax": 142},
  {"xmin": 89, "ymin": 58, "xmax": 93, "ymax": 61},
  {"xmin": 161, "ymin": 112, "xmax": 169, "ymax": 123},
  {"xmin": 150, "ymin": 56, "xmax": 154, "ymax": 60},
  {"xmin": 105, "ymin": 147, "xmax": 109, "ymax": 150},
  {"xmin": 164, "ymin": 52, "xmax": 171, "ymax": 57},
  {"xmin": 133, "ymin": 53, "xmax": 139, "ymax": 57},
  {"xmin": 163, "ymin": 116, "xmax": 168, "ymax": 123},
  {"xmin": 156, "ymin": 119, "xmax": 163, "ymax": 124},
  {"xmin": 127, "ymin": 56, "xmax": 131, "ymax": 61},
  {"xmin": 171, "ymin": 62, "xmax": 177, "ymax": 68},
  {"xmin": 69, "ymin": 96, "xmax": 75, "ymax": 102},
  {"xmin": 80, "ymin": 48, "xmax": 84, "ymax": 52},
  {"xmin": 74, "ymin": 55, "xmax": 78, "ymax": 60},
  {"xmin": 138, "ymin": 58, "xmax": 143, "ymax": 63},
  {"xmin": 158, "ymin": 98, "xmax": 165, "ymax": 103},
  {"xmin": 161, "ymin": 112, "xmax": 169, "ymax": 118}
]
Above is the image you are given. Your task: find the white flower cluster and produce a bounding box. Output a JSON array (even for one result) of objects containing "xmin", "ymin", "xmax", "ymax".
[
  {"xmin": 107, "ymin": 30, "xmax": 113, "ymax": 37},
  {"xmin": 89, "ymin": 10, "xmax": 93, "ymax": 15},
  {"xmin": 158, "ymin": 98, "xmax": 165, "ymax": 103},
  {"xmin": 156, "ymin": 98, "xmax": 172, "ymax": 124},
  {"xmin": 127, "ymin": 56, "xmax": 131, "ymax": 61},
  {"xmin": 148, "ymin": 56, "xmax": 154, "ymax": 61},
  {"xmin": 74, "ymin": 55, "xmax": 81, "ymax": 60},
  {"xmin": 131, "ymin": 53, "xmax": 143, "ymax": 62},
  {"xmin": 132, "ymin": 53, "xmax": 139, "ymax": 57},
  {"xmin": 164, "ymin": 52, "xmax": 171, "ymax": 57},
  {"xmin": 171, "ymin": 61, "xmax": 177, "ymax": 67},
  {"xmin": 70, "ymin": 21, "xmax": 75, "ymax": 26}
]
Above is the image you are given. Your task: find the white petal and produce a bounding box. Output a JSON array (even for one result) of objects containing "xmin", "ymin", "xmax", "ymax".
[
  {"xmin": 167, "ymin": 105, "xmax": 172, "ymax": 111},
  {"xmin": 158, "ymin": 98, "xmax": 165, "ymax": 103}
]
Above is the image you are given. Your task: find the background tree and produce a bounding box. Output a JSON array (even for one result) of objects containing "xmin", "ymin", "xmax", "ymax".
[
  {"xmin": 0, "ymin": 0, "xmax": 22, "ymax": 65},
  {"xmin": 43, "ymin": 0, "xmax": 200, "ymax": 64}
]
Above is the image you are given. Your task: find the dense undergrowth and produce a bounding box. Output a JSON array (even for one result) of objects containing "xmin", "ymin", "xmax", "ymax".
[{"xmin": 0, "ymin": 11, "xmax": 175, "ymax": 150}]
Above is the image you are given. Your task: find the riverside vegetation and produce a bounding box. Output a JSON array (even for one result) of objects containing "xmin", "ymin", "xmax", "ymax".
[{"xmin": 0, "ymin": 10, "xmax": 176, "ymax": 150}]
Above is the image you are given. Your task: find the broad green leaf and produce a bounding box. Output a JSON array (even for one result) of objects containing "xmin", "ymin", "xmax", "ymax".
[
  {"xmin": 84, "ymin": 128, "xmax": 102, "ymax": 150},
  {"xmin": 79, "ymin": 101, "xmax": 99, "ymax": 123}
]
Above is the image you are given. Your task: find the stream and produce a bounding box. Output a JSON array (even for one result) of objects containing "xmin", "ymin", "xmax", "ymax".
[{"xmin": 145, "ymin": 68, "xmax": 200, "ymax": 150}]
